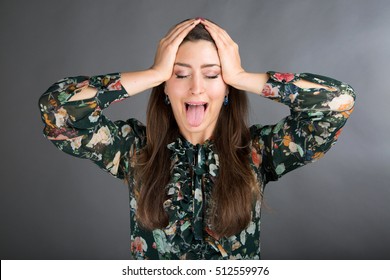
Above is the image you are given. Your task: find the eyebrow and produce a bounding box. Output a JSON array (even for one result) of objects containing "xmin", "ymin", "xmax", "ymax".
[{"xmin": 174, "ymin": 62, "xmax": 221, "ymax": 68}]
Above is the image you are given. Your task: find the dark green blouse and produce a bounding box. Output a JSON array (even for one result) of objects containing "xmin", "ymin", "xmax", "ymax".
[{"xmin": 38, "ymin": 71, "xmax": 355, "ymax": 259}]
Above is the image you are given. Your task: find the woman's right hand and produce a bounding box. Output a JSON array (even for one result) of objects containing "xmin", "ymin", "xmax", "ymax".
[
  {"xmin": 114, "ymin": 19, "xmax": 201, "ymax": 97},
  {"xmin": 151, "ymin": 18, "xmax": 201, "ymax": 82},
  {"xmin": 68, "ymin": 19, "xmax": 201, "ymax": 101}
]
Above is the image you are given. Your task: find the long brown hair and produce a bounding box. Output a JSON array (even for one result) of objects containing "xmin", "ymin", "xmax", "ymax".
[{"xmin": 133, "ymin": 23, "xmax": 258, "ymax": 237}]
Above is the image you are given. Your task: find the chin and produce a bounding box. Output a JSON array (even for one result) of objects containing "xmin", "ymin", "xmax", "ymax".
[
  {"xmin": 182, "ymin": 120, "xmax": 216, "ymax": 138},
  {"xmin": 184, "ymin": 123, "xmax": 208, "ymax": 133}
]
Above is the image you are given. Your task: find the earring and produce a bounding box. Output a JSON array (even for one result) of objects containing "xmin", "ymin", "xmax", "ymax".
[
  {"xmin": 223, "ymin": 95, "xmax": 229, "ymax": 106},
  {"xmin": 164, "ymin": 94, "xmax": 171, "ymax": 105}
]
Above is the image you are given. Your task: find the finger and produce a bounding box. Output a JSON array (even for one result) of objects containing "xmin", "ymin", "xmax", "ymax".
[
  {"xmin": 202, "ymin": 20, "xmax": 229, "ymax": 37},
  {"xmin": 157, "ymin": 20, "xmax": 195, "ymax": 56},
  {"xmin": 164, "ymin": 19, "xmax": 199, "ymax": 42},
  {"xmin": 203, "ymin": 20, "xmax": 233, "ymax": 45},
  {"xmin": 203, "ymin": 23, "xmax": 228, "ymax": 49},
  {"xmin": 169, "ymin": 19, "xmax": 201, "ymax": 44}
]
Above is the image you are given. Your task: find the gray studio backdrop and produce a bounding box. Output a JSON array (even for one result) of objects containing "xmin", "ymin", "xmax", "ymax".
[{"xmin": 1, "ymin": 0, "xmax": 389, "ymax": 259}]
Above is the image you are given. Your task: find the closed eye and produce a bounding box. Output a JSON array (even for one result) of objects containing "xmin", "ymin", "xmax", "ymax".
[
  {"xmin": 176, "ymin": 75, "xmax": 189, "ymax": 79},
  {"xmin": 175, "ymin": 74, "xmax": 219, "ymax": 79}
]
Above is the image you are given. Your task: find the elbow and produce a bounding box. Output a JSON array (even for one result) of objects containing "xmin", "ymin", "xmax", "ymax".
[
  {"xmin": 38, "ymin": 92, "xmax": 50, "ymax": 121},
  {"xmin": 38, "ymin": 81, "xmax": 60, "ymax": 114},
  {"xmin": 38, "ymin": 88, "xmax": 60, "ymax": 134},
  {"xmin": 38, "ymin": 92, "xmax": 49, "ymax": 113},
  {"xmin": 38, "ymin": 78, "xmax": 65, "ymax": 119},
  {"xmin": 328, "ymin": 83, "xmax": 356, "ymax": 114},
  {"xmin": 343, "ymin": 83, "xmax": 356, "ymax": 111},
  {"xmin": 344, "ymin": 83, "xmax": 356, "ymax": 103}
]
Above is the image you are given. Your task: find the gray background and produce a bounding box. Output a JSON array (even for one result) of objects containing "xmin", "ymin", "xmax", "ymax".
[{"xmin": 1, "ymin": 0, "xmax": 389, "ymax": 260}]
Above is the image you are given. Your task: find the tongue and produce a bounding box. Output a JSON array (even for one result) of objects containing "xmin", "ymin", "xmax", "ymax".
[{"xmin": 186, "ymin": 105, "xmax": 205, "ymax": 127}]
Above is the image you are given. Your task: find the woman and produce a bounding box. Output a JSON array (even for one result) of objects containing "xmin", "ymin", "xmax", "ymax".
[{"xmin": 38, "ymin": 18, "xmax": 355, "ymax": 259}]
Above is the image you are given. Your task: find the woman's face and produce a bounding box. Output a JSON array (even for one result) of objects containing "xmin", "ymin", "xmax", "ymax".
[{"xmin": 165, "ymin": 40, "xmax": 228, "ymax": 144}]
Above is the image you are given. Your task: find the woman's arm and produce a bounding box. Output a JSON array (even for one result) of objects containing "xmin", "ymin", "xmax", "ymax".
[
  {"xmin": 222, "ymin": 71, "xmax": 335, "ymax": 94},
  {"xmin": 250, "ymin": 72, "xmax": 356, "ymax": 182},
  {"xmin": 69, "ymin": 69, "xmax": 165, "ymax": 101},
  {"xmin": 38, "ymin": 73, "xmax": 146, "ymax": 179}
]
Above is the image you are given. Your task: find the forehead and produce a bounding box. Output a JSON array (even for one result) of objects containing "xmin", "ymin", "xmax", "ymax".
[{"xmin": 175, "ymin": 40, "xmax": 220, "ymax": 66}]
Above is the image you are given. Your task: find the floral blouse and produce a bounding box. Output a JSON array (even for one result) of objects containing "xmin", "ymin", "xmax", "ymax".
[{"xmin": 38, "ymin": 71, "xmax": 355, "ymax": 259}]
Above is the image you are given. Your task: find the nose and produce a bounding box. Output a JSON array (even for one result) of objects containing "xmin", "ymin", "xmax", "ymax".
[{"xmin": 190, "ymin": 74, "xmax": 204, "ymax": 95}]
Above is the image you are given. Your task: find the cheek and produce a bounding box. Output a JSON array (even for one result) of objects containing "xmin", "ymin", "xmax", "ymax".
[
  {"xmin": 165, "ymin": 78, "xmax": 187, "ymax": 94},
  {"xmin": 207, "ymin": 82, "xmax": 228, "ymax": 100},
  {"xmin": 165, "ymin": 81, "xmax": 185, "ymax": 111}
]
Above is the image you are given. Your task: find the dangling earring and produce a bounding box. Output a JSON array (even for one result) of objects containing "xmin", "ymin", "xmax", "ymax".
[
  {"xmin": 164, "ymin": 94, "xmax": 171, "ymax": 105},
  {"xmin": 223, "ymin": 95, "xmax": 229, "ymax": 106}
]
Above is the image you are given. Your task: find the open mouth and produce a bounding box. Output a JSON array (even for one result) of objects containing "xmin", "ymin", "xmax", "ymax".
[
  {"xmin": 185, "ymin": 102, "xmax": 208, "ymax": 111},
  {"xmin": 185, "ymin": 102, "xmax": 208, "ymax": 127}
]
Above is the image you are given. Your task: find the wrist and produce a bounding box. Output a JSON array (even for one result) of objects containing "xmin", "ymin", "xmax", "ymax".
[
  {"xmin": 228, "ymin": 72, "xmax": 269, "ymax": 94},
  {"xmin": 147, "ymin": 68, "xmax": 168, "ymax": 86},
  {"xmin": 120, "ymin": 69, "xmax": 166, "ymax": 96}
]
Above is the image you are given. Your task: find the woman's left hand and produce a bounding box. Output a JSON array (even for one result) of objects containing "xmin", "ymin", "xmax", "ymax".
[
  {"xmin": 202, "ymin": 19, "xmax": 245, "ymax": 87},
  {"xmin": 203, "ymin": 19, "xmax": 269, "ymax": 94}
]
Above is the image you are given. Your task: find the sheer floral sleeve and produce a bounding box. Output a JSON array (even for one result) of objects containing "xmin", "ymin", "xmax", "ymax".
[
  {"xmin": 250, "ymin": 72, "xmax": 356, "ymax": 183},
  {"xmin": 38, "ymin": 73, "xmax": 146, "ymax": 180}
]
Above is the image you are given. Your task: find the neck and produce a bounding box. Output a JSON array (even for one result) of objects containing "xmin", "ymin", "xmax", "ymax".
[{"xmin": 180, "ymin": 130, "xmax": 213, "ymax": 145}]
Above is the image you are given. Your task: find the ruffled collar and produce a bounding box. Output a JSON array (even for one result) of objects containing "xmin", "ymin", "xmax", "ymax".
[
  {"xmin": 160, "ymin": 136, "xmax": 224, "ymax": 258},
  {"xmin": 167, "ymin": 136, "xmax": 215, "ymax": 176}
]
